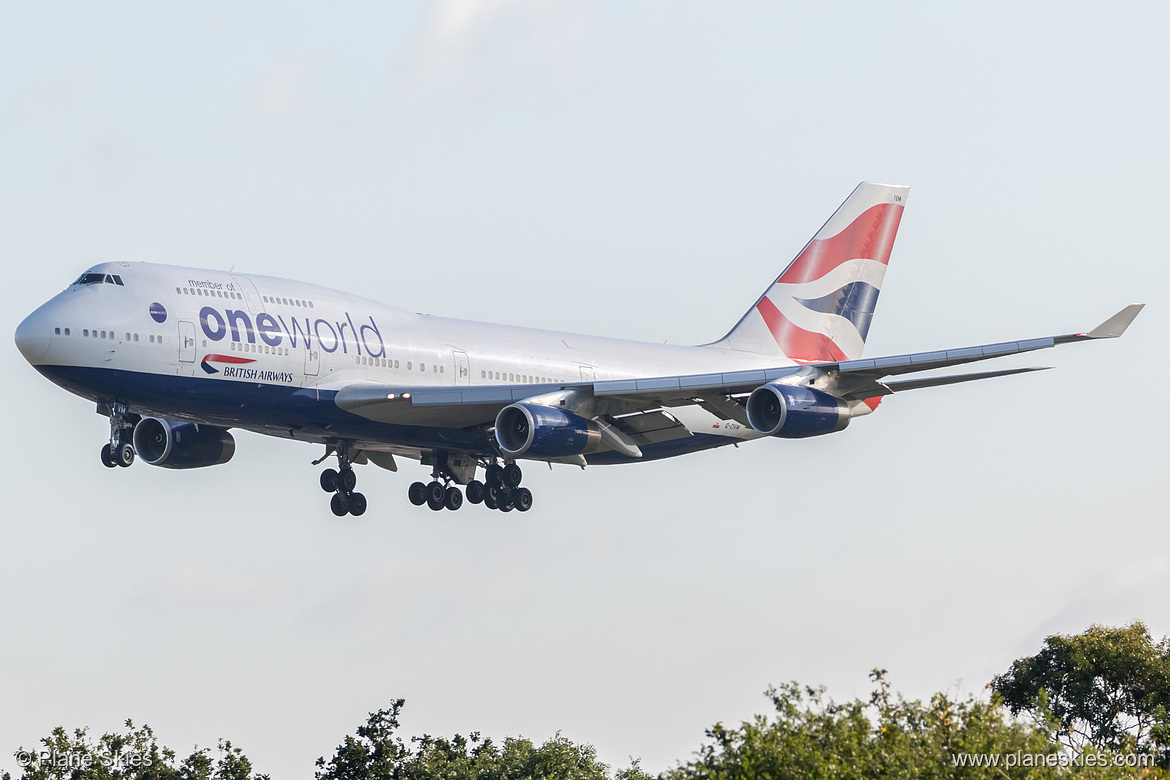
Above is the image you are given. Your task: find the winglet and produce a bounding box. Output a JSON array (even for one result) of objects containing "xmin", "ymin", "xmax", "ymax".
[
  {"xmin": 1086, "ymin": 304, "xmax": 1145, "ymax": 339},
  {"xmin": 1054, "ymin": 304, "xmax": 1145, "ymax": 344}
]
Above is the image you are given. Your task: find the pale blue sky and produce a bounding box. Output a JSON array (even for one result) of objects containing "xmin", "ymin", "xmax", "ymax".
[{"xmin": 2, "ymin": 2, "xmax": 1167, "ymax": 776}]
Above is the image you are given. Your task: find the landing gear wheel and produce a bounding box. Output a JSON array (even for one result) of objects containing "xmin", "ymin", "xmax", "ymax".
[
  {"xmin": 330, "ymin": 493, "xmax": 349, "ymax": 517},
  {"xmin": 483, "ymin": 493, "xmax": 499, "ymax": 510},
  {"xmin": 502, "ymin": 462, "xmax": 522, "ymax": 488},
  {"xmin": 425, "ymin": 481, "xmax": 445, "ymax": 511},
  {"xmin": 408, "ymin": 482, "xmax": 427, "ymax": 506},
  {"xmin": 100, "ymin": 444, "xmax": 117, "ymax": 468},
  {"xmin": 338, "ymin": 468, "xmax": 357, "ymax": 493},
  {"xmin": 499, "ymin": 500, "xmax": 514, "ymax": 513},
  {"xmin": 444, "ymin": 486, "xmax": 463, "ymax": 511},
  {"xmin": 320, "ymin": 468, "xmax": 339, "ymax": 492},
  {"xmin": 465, "ymin": 479, "xmax": 485, "ymax": 504},
  {"xmin": 485, "ymin": 464, "xmax": 504, "ymax": 489},
  {"xmin": 348, "ymin": 492, "xmax": 367, "ymax": 516},
  {"xmin": 116, "ymin": 442, "xmax": 135, "ymax": 468},
  {"xmin": 514, "ymin": 487, "xmax": 533, "ymax": 512}
]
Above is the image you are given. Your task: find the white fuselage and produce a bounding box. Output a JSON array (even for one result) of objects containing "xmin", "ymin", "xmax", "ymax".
[{"xmin": 19, "ymin": 261, "xmax": 784, "ymax": 458}]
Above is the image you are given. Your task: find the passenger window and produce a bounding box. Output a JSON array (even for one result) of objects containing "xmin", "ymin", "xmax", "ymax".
[
  {"xmin": 64, "ymin": 328, "xmax": 70, "ymax": 336},
  {"xmin": 133, "ymin": 333, "xmax": 138, "ymax": 341},
  {"xmin": 54, "ymin": 327, "xmax": 60, "ymax": 335}
]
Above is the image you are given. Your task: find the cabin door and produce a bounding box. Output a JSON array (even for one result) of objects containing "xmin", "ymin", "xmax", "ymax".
[
  {"xmin": 178, "ymin": 321, "xmax": 196, "ymax": 363},
  {"xmin": 453, "ymin": 351, "xmax": 471, "ymax": 385}
]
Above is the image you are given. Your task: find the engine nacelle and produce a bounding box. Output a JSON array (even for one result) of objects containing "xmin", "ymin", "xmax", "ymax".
[
  {"xmin": 745, "ymin": 383, "xmax": 851, "ymax": 439},
  {"xmin": 494, "ymin": 403, "xmax": 602, "ymax": 458},
  {"xmin": 132, "ymin": 417, "xmax": 236, "ymax": 469}
]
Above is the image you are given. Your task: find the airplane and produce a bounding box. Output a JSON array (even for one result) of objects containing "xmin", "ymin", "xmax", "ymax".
[{"xmin": 14, "ymin": 182, "xmax": 1143, "ymax": 516}]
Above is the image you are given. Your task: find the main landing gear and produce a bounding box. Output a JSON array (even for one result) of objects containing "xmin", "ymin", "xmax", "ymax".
[
  {"xmin": 408, "ymin": 460, "xmax": 532, "ymax": 513},
  {"xmin": 317, "ymin": 444, "xmax": 367, "ymax": 517},
  {"xmin": 100, "ymin": 403, "xmax": 137, "ymax": 469}
]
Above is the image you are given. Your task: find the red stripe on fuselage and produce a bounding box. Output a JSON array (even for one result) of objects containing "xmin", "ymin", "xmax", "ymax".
[
  {"xmin": 203, "ymin": 354, "xmax": 256, "ymax": 364},
  {"xmin": 775, "ymin": 203, "xmax": 903, "ymax": 285}
]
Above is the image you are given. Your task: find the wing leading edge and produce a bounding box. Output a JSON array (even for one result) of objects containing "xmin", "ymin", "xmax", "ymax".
[{"xmin": 333, "ymin": 304, "xmax": 1143, "ymax": 430}]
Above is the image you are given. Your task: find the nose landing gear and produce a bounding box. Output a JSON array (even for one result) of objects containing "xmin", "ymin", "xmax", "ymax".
[{"xmin": 99, "ymin": 403, "xmax": 138, "ymax": 469}]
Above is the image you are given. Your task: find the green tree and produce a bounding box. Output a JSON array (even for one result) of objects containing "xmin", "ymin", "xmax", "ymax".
[
  {"xmin": 991, "ymin": 621, "xmax": 1170, "ymax": 759},
  {"xmin": 662, "ymin": 670, "xmax": 1165, "ymax": 779},
  {"xmin": 314, "ymin": 700, "xmax": 651, "ymax": 780},
  {"xmin": 9, "ymin": 721, "xmax": 267, "ymax": 780}
]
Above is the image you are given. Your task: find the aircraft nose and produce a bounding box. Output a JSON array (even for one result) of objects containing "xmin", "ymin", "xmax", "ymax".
[{"xmin": 15, "ymin": 311, "xmax": 51, "ymax": 363}]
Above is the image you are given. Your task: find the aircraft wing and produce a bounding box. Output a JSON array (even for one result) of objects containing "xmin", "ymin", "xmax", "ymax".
[{"xmin": 333, "ymin": 304, "xmax": 1143, "ymax": 429}]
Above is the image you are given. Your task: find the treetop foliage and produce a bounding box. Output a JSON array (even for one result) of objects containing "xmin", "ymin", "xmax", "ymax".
[
  {"xmin": 991, "ymin": 620, "xmax": 1170, "ymax": 759},
  {"xmin": 6, "ymin": 720, "xmax": 267, "ymax": 780},
  {"xmin": 662, "ymin": 669, "xmax": 1085, "ymax": 780},
  {"xmin": 313, "ymin": 699, "xmax": 651, "ymax": 780}
]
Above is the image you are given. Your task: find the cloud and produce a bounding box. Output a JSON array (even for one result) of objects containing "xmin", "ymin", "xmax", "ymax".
[{"xmin": 398, "ymin": 0, "xmax": 596, "ymax": 100}]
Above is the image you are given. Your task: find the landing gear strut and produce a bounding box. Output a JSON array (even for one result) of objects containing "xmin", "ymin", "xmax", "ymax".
[
  {"xmin": 100, "ymin": 403, "xmax": 137, "ymax": 469},
  {"xmin": 408, "ymin": 458, "xmax": 532, "ymax": 513},
  {"xmin": 317, "ymin": 443, "xmax": 366, "ymax": 517}
]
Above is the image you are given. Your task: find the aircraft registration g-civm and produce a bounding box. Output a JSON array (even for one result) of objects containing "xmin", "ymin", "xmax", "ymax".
[{"xmin": 15, "ymin": 182, "xmax": 1143, "ymax": 516}]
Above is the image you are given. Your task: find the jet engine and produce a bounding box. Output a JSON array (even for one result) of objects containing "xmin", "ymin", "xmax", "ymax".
[
  {"xmin": 745, "ymin": 383, "xmax": 851, "ymax": 439},
  {"xmin": 494, "ymin": 403, "xmax": 602, "ymax": 457},
  {"xmin": 132, "ymin": 417, "xmax": 236, "ymax": 468}
]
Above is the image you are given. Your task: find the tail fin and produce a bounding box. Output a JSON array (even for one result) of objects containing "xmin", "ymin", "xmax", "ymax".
[{"xmin": 709, "ymin": 181, "xmax": 909, "ymax": 363}]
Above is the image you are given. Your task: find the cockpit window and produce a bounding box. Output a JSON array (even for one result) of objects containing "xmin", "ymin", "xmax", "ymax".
[{"xmin": 74, "ymin": 273, "xmax": 125, "ymax": 286}]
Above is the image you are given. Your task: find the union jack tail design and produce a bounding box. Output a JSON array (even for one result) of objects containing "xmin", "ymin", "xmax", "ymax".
[{"xmin": 710, "ymin": 182, "xmax": 908, "ymax": 363}]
